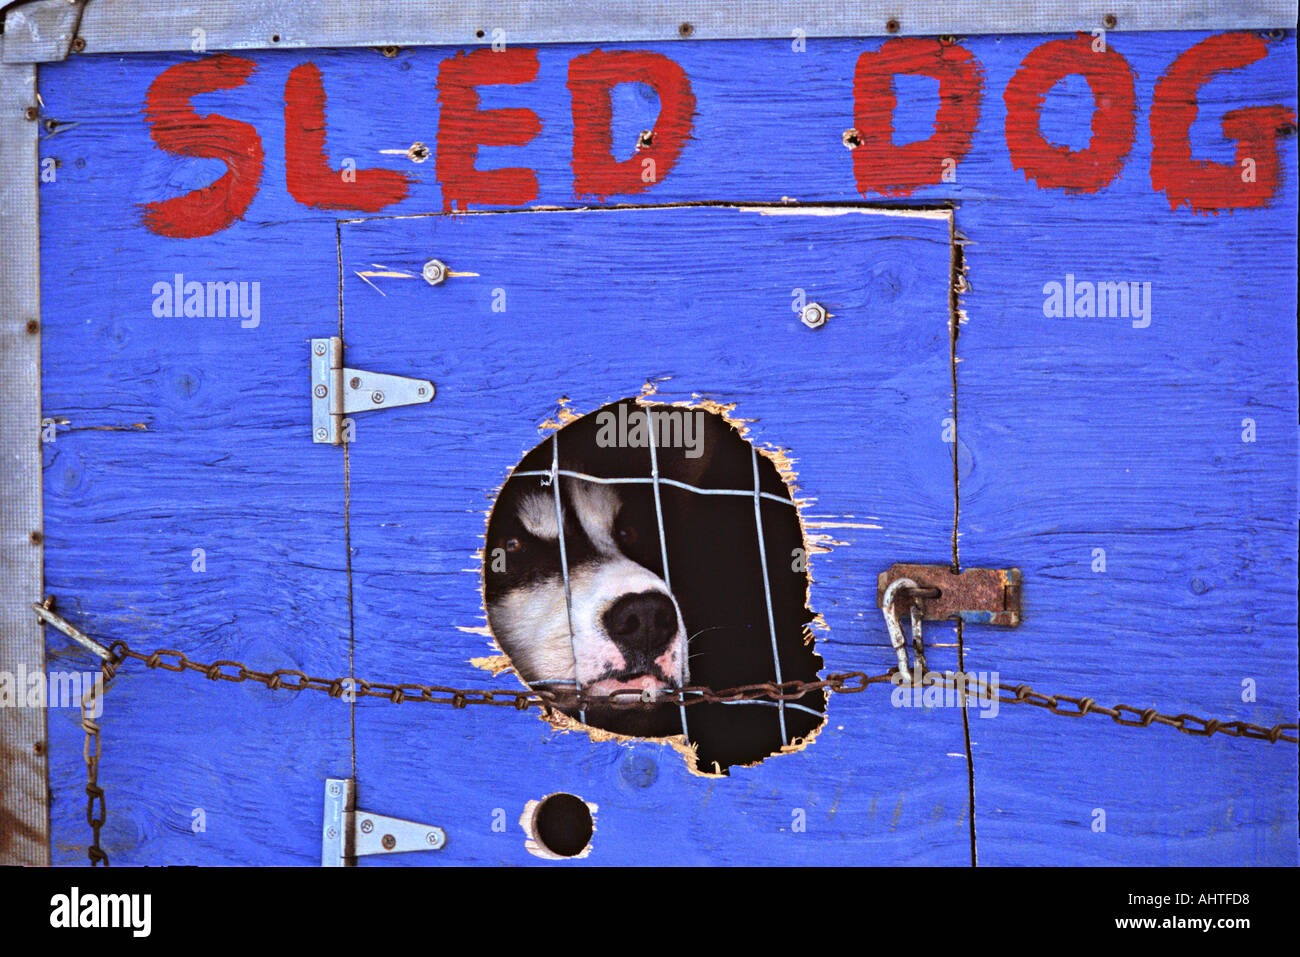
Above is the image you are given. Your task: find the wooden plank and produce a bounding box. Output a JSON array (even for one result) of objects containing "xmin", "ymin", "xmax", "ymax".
[
  {"xmin": 341, "ymin": 206, "xmax": 969, "ymax": 864},
  {"xmin": 35, "ymin": 51, "xmax": 355, "ymax": 861},
  {"xmin": 28, "ymin": 30, "xmax": 1297, "ymax": 866},
  {"xmin": 952, "ymin": 35, "xmax": 1298, "ymax": 865}
]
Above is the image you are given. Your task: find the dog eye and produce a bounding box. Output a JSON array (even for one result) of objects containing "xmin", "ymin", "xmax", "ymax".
[{"xmin": 616, "ymin": 523, "xmax": 638, "ymax": 547}]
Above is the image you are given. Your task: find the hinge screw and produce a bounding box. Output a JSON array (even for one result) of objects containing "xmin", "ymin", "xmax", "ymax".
[
  {"xmin": 315, "ymin": 428, "xmax": 328, "ymax": 441},
  {"xmin": 327, "ymin": 782, "xmax": 341, "ymax": 795},
  {"xmin": 313, "ymin": 384, "xmax": 328, "ymax": 398},
  {"xmin": 350, "ymin": 377, "xmax": 361, "ymax": 389},
  {"xmin": 313, "ymin": 342, "xmax": 327, "ymax": 356},
  {"xmin": 426, "ymin": 831, "xmax": 441, "ymax": 846},
  {"xmin": 800, "ymin": 302, "xmax": 828, "ymax": 329},
  {"xmin": 422, "ymin": 259, "xmax": 448, "ymax": 286},
  {"xmin": 360, "ymin": 818, "xmax": 374, "ymax": 833},
  {"xmin": 371, "ymin": 391, "xmax": 385, "ymax": 404},
  {"xmin": 325, "ymin": 825, "xmax": 338, "ymax": 839},
  {"xmin": 382, "ymin": 834, "xmax": 397, "ymax": 850}
]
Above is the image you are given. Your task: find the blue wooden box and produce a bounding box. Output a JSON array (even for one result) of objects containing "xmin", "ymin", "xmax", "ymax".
[{"xmin": 1, "ymin": 0, "xmax": 1296, "ymax": 866}]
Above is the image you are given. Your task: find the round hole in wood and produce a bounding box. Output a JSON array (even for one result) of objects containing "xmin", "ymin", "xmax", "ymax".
[{"xmin": 532, "ymin": 793, "xmax": 593, "ymax": 858}]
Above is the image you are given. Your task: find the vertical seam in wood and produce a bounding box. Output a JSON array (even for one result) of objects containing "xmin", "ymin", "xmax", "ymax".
[
  {"xmin": 948, "ymin": 207, "xmax": 977, "ymax": 867},
  {"xmin": 337, "ymin": 220, "xmax": 357, "ymax": 781}
]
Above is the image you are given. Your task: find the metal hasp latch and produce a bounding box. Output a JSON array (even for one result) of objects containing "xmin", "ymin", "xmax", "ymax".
[
  {"xmin": 322, "ymin": 778, "xmax": 446, "ymax": 866},
  {"xmin": 877, "ymin": 564, "xmax": 1023, "ymax": 627},
  {"xmin": 311, "ymin": 337, "xmax": 435, "ymax": 444}
]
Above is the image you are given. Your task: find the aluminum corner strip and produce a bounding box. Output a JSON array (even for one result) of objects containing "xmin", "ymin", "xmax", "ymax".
[
  {"xmin": 3, "ymin": 0, "xmax": 1298, "ymax": 62},
  {"xmin": 0, "ymin": 39, "xmax": 49, "ymax": 865},
  {"xmin": 1, "ymin": 0, "xmax": 85, "ymax": 64}
]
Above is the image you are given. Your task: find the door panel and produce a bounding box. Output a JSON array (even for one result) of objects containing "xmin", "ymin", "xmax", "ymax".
[{"xmin": 341, "ymin": 205, "xmax": 968, "ymax": 864}]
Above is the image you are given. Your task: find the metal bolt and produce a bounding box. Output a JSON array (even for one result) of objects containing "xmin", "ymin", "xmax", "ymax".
[
  {"xmin": 382, "ymin": 833, "xmax": 397, "ymax": 850},
  {"xmin": 360, "ymin": 818, "xmax": 374, "ymax": 833},
  {"xmin": 313, "ymin": 341, "xmax": 327, "ymax": 356},
  {"xmin": 71, "ymin": 37, "xmax": 86, "ymax": 53},
  {"xmin": 315, "ymin": 428, "xmax": 328, "ymax": 440},
  {"xmin": 313, "ymin": 384, "xmax": 328, "ymax": 398},
  {"xmin": 1103, "ymin": 13, "xmax": 1118, "ymax": 28},
  {"xmin": 800, "ymin": 302, "xmax": 828, "ymax": 329},
  {"xmin": 24, "ymin": 106, "xmax": 38, "ymax": 121},
  {"xmin": 325, "ymin": 825, "xmax": 338, "ymax": 839},
  {"xmin": 371, "ymin": 390, "xmax": 385, "ymax": 404},
  {"xmin": 678, "ymin": 22, "xmax": 694, "ymax": 38},
  {"xmin": 422, "ymin": 259, "xmax": 448, "ymax": 285},
  {"xmin": 350, "ymin": 377, "xmax": 361, "ymax": 389}
]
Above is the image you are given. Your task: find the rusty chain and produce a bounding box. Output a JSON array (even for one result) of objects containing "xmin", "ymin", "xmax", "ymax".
[
  {"xmin": 89, "ymin": 637, "xmax": 1296, "ymax": 742},
  {"xmin": 35, "ymin": 604, "xmax": 1297, "ymax": 865},
  {"xmin": 80, "ymin": 656, "xmax": 112, "ymax": 866}
]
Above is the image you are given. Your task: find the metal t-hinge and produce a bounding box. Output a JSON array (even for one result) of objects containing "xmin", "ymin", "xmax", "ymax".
[
  {"xmin": 877, "ymin": 564, "xmax": 1023, "ymax": 627},
  {"xmin": 322, "ymin": 778, "xmax": 446, "ymax": 866},
  {"xmin": 311, "ymin": 337, "xmax": 435, "ymax": 444}
]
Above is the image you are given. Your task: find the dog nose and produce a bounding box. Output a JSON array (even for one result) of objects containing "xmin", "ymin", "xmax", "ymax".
[{"xmin": 602, "ymin": 591, "xmax": 678, "ymax": 656}]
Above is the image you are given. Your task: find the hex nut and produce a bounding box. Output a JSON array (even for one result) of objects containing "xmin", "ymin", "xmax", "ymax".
[
  {"xmin": 800, "ymin": 303, "xmax": 828, "ymax": 329},
  {"xmin": 422, "ymin": 259, "xmax": 448, "ymax": 286}
]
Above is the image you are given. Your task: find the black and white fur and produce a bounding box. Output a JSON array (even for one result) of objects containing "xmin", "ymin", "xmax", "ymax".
[{"xmin": 485, "ymin": 400, "xmax": 825, "ymax": 766}]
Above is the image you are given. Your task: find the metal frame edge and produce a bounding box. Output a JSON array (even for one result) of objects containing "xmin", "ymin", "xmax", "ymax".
[
  {"xmin": 3, "ymin": 0, "xmax": 1297, "ymax": 63},
  {"xmin": 0, "ymin": 34, "xmax": 49, "ymax": 866}
]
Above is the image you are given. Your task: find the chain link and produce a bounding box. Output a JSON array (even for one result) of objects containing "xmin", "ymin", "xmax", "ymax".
[
  {"xmin": 79, "ymin": 653, "xmax": 118, "ymax": 866},
  {"xmin": 91, "ymin": 638, "xmax": 1297, "ymax": 742},
  {"xmin": 63, "ymin": 629, "xmax": 1299, "ymax": 866}
]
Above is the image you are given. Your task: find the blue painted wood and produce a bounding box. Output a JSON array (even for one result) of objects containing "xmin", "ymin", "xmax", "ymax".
[
  {"xmin": 341, "ymin": 207, "xmax": 966, "ymax": 864},
  {"xmin": 31, "ymin": 31, "xmax": 1297, "ymax": 865}
]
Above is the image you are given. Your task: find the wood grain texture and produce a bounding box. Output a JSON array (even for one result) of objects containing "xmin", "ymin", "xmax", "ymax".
[
  {"xmin": 30, "ymin": 31, "xmax": 1297, "ymax": 865},
  {"xmin": 949, "ymin": 34, "xmax": 1298, "ymax": 866},
  {"xmin": 342, "ymin": 207, "xmax": 966, "ymax": 864}
]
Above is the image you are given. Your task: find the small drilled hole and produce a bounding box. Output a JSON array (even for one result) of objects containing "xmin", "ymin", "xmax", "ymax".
[
  {"xmin": 532, "ymin": 793, "xmax": 593, "ymax": 858},
  {"xmin": 476, "ymin": 29, "xmax": 486, "ymax": 38},
  {"xmin": 271, "ymin": 34, "xmax": 281, "ymax": 43},
  {"xmin": 679, "ymin": 22, "xmax": 694, "ymax": 38},
  {"xmin": 1103, "ymin": 14, "xmax": 1117, "ymax": 29},
  {"xmin": 886, "ymin": 18, "xmax": 900, "ymax": 34}
]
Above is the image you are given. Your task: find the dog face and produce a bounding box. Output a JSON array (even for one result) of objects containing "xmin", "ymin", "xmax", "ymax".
[
  {"xmin": 483, "ymin": 399, "xmax": 825, "ymax": 766},
  {"xmin": 485, "ymin": 475, "xmax": 688, "ymax": 702}
]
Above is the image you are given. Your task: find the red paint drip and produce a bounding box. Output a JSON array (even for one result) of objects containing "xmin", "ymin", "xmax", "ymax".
[
  {"xmin": 436, "ymin": 49, "xmax": 542, "ymax": 212},
  {"xmin": 284, "ymin": 63, "xmax": 409, "ymax": 211},
  {"xmin": 142, "ymin": 55, "xmax": 264, "ymax": 239},
  {"xmin": 1151, "ymin": 33, "xmax": 1296, "ymax": 213},
  {"xmin": 851, "ymin": 38, "xmax": 984, "ymax": 197},
  {"xmin": 568, "ymin": 50, "xmax": 696, "ymax": 200},
  {"xmin": 1004, "ymin": 34, "xmax": 1137, "ymax": 193}
]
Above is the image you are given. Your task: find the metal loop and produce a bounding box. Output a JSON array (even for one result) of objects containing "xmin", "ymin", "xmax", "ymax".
[{"xmin": 881, "ymin": 578, "xmax": 927, "ymax": 683}]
